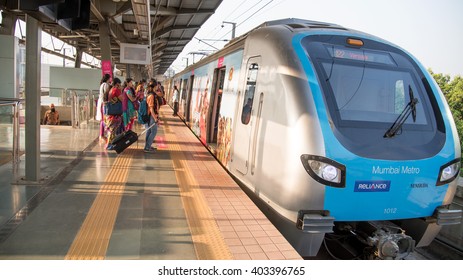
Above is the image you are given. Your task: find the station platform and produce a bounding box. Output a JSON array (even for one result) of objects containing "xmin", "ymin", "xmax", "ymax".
[{"xmin": 0, "ymin": 105, "xmax": 302, "ymax": 260}]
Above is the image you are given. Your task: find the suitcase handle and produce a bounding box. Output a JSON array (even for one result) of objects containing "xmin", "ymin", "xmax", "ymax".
[{"xmin": 139, "ymin": 122, "xmax": 157, "ymax": 136}]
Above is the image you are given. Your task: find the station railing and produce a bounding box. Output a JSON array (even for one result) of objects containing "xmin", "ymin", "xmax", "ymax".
[{"xmin": 0, "ymin": 98, "xmax": 24, "ymax": 167}]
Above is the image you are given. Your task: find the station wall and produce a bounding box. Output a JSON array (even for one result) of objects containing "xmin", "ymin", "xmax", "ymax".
[{"xmin": 0, "ymin": 35, "xmax": 20, "ymax": 99}]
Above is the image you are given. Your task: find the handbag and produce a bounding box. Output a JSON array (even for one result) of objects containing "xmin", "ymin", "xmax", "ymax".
[
  {"xmin": 104, "ymin": 100, "xmax": 123, "ymax": 115},
  {"xmin": 132, "ymin": 99, "xmax": 140, "ymax": 111}
]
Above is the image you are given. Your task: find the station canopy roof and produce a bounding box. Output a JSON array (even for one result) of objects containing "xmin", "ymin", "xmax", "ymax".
[{"xmin": 0, "ymin": 0, "xmax": 223, "ymax": 77}]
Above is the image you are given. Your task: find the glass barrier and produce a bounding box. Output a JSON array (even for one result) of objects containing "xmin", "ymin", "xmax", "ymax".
[
  {"xmin": 66, "ymin": 88, "xmax": 98, "ymax": 128},
  {"xmin": 0, "ymin": 98, "xmax": 23, "ymax": 168},
  {"xmin": 19, "ymin": 87, "xmax": 98, "ymax": 128}
]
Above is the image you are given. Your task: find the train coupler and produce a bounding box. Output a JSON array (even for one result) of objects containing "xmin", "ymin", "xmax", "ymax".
[
  {"xmin": 296, "ymin": 210, "xmax": 334, "ymax": 233},
  {"xmin": 361, "ymin": 221, "xmax": 415, "ymax": 260},
  {"xmin": 434, "ymin": 207, "xmax": 462, "ymax": 226}
]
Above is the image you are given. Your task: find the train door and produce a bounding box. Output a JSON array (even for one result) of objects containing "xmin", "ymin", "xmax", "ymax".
[
  {"xmin": 234, "ymin": 57, "xmax": 261, "ymax": 175},
  {"xmin": 179, "ymin": 78, "xmax": 188, "ymax": 118},
  {"xmin": 208, "ymin": 67, "xmax": 226, "ymax": 148},
  {"xmin": 185, "ymin": 75, "xmax": 194, "ymax": 123}
]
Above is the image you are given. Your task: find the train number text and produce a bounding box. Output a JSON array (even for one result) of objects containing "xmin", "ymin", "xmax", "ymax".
[{"xmin": 384, "ymin": 208, "xmax": 397, "ymax": 214}]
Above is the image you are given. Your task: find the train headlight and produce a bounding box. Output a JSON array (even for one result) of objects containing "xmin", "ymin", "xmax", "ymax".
[
  {"xmin": 436, "ymin": 158, "xmax": 461, "ymax": 186},
  {"xmin": 301, "ymin": 154, "xmax": 346, "ymax": 188},
  {"xmin": 322, "ymin": 165, "xmax": 338, "ymax": 182}
]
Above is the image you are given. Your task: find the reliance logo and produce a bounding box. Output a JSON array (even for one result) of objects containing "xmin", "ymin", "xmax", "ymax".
[{"xmin": 354, "ymin": 180, "xmax": 391, "ymax": 192}]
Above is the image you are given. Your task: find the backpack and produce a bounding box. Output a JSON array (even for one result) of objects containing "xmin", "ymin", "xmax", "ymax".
[
  {"xmin": 156, "ymin": 95, "xmax": 164, "ymax": 107},
  {"xmin": 138, "ymin": 95, "xmax": 150, "ymax": 124}
]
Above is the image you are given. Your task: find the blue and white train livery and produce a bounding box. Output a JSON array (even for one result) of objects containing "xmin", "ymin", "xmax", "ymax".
[{"xmin": 165, "ymin": 19, "xmax": 462, "ymax": 259}]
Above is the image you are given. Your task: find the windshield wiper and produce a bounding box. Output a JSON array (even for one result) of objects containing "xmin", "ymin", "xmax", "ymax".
[{"xmin": 384, "ymin": 85, "xmax": 418, "ymax": 138}]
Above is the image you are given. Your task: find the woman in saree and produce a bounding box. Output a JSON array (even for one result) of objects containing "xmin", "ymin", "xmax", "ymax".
[{"xmin": 105, "ymin": 77, "xmax": 123, "ymax": 149}]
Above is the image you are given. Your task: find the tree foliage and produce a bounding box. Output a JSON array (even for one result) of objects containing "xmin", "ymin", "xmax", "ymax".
[{"xmin": 429, "ymin": 69, "xmax": 463, "ymax": 150}]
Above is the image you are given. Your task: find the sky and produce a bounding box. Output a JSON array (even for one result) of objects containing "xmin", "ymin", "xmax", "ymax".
[
  {"xmin": 170, "ymin": 0, "xmax": 463, "ymax": 77},
  {"xmin": 5, "ymin": 0, "xmax": 460, "ymax": 78}
]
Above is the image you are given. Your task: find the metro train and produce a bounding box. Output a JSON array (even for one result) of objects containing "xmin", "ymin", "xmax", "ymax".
[{"xmin": 164, "ymin": 18, "xmax": 462, "ymax": 259}]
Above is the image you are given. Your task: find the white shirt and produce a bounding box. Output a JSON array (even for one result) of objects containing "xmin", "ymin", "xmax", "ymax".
[
  {"xmin": 172, "ymin": 89, "xmax": 179, "ymax": 102},
  {"xmin": 96, "ymin": 82, "xmax": 109, "ymax": 121}
]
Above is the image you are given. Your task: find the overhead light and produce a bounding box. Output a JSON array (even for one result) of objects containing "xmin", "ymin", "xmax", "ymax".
[
  {"xmin": 113, "ymin": 0, "xmax": 121, "ymax": 2},
  {"xmin": 133, "ymin": 29, "xmax": 139, "ymax": 36}
]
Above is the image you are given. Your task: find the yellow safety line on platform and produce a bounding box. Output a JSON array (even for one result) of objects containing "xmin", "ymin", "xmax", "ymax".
[
  {"xmin": 65, "ymin": 148, "xmax": 134, "ymax": 260},
  {"xmin": 163, "ymin": 113, "xmax": 233, "ymax": 260}
]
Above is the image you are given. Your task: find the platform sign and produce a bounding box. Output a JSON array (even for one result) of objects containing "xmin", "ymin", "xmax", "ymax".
[
  {"xmin": 217, "ymin": 57, "xmax": 224, "ymax": 68},
  {"xmin": 101, "ymin": 60, "xmax": 113, "ymax": 81},
  {"xmin": 120, "ymin": 43, "xmax": 150, "ymax": 65}
]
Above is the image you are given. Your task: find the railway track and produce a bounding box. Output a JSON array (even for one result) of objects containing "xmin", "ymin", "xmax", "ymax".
[{"xmin": 412, "ymin": 237, "xmax": 463, "ymax": 260}]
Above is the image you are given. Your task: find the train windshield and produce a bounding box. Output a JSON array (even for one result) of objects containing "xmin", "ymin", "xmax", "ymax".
[{"xmin": 302, "ymin": 36, "xmax": 445, "ymax": 160}]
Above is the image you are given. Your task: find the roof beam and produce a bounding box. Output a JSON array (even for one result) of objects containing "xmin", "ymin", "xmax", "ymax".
[
  {"xmin": 90, "ymin": 1, "xmax": 105, "ymax": 22},
  {"xmin": 148, "ymin": 6, "xmax": 215, "ymax": 16},
  {"xmin": 154, "ymin": 25, "xmax": 201, "ymax": 37}
]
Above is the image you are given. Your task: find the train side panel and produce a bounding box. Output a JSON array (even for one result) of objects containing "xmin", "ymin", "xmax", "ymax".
[
  {"xmin": 230, "ymin": 27, "xmax": 328, "ymax": 221},
  {"xmin": 170, "ymin": 49, "xmax": 245, "ymax": 167}
]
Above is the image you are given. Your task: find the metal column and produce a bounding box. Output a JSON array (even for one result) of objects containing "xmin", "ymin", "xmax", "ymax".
[
  {"xmin": 0, "ymin": 12, "xmax": 17, "ymax": 35},
  {"xmin": 25, "ymin": 15, "xmax": 42, "ymax": 182},
  {"xmin": 99, "ymin": 19, "xmax": 112, "ymax": 69},
  {"xmin": 74, "ymin": 47, "xmax": 83, "ymax": 68}
]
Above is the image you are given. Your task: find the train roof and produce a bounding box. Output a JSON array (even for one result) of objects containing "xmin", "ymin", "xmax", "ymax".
[
  {"xmin": 175, "ymin": 18, "xmax": 388, "ymax": 77},
  {"xmin": 258, "ymin": 18, "xmax": 348, "ymax": 31},
  {"xmin": 223, "ymin": 18, "xmax": 350, "ymax": 48}
]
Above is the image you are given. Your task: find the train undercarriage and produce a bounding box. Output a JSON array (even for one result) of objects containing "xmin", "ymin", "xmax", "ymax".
[
  {"xmin": 323, "ymin": 221, "xmax": 415, "ymax": 260},
  {"xmin": 297, "ymin": 208, "xmax": 462, "ymax": 259}
]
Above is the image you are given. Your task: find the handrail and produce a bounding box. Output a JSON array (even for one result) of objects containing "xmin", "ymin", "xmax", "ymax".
[
  {"xmin": 0, "ymin": 98, "xmax": 24, "ymax": 167},
  {"xmin": 0, "ymin": 98, "xmax": 25, "ymax": 105}
]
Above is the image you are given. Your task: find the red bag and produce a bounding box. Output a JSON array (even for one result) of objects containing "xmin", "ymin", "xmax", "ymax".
[{"xmin": 132, "ymin": 100, "xmax": 140, "ymax": 110}]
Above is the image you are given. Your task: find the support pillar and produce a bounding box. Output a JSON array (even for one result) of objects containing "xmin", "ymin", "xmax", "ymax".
[
  {"xmin": 99, "ymin": 19, "xmax": 112, "ymax": 74},
  {"xmin": 74, "ymin": 47, "xmax": 83, "ymax": 68},
  {"xmin": 126, "ymin": 64, "xmax": 131, "ymax": 78},
  {"xmin": 25, "ymin": 15, "xmax": 42, "ymax": 182},
  {"xmin": 133, "ymin": 65, "xmax": 142, "ymax": 81},
  {"xmin": 0, "ymin": 12, "xmax": 17, "ymax": 35}
]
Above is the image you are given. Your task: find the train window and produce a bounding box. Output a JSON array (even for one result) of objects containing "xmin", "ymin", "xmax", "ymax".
[
  {"xmin": 302, "ymin": 35, "xmax": 444, "ymax": 160},
  {"xmin": 321, "ymin": 62, "xmax": 428, "ymax": 125},
  {"xmin": 241, "ymin": 63, "xmax": 259, "ymax": 125},
  {"xmin": 394, "ymin": 80, "xmax": 405, "ymax": 113}
]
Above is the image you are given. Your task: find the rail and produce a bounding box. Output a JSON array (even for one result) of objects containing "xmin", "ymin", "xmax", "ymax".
[{"xmin": 0, "ymin": 98, "xmax": 25, "ymax": 166}]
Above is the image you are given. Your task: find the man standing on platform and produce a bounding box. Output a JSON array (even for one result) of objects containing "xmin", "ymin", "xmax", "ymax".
[
  {"xmin": 172, "ymin": 85, "xmax": 180, "ymax": 116},
  {"xmin": 43, "ymin": 103, "xmax": 60, "ymax": 125},
  {"xmin": 144, "ymin": 82, "xmax": 159, "ymax": 153}
]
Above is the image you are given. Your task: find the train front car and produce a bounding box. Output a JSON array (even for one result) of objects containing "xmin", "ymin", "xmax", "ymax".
[{"xmin": 290, "ymin": 24, "xmax": 462, "ymax": 259}]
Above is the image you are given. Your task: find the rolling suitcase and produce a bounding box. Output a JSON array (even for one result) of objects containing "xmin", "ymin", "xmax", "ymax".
[
  {"xmin": 110, "ymin": 130, "xmax": 138, "ymax": 154},
  {"xmin": 110, "ymin": 122, "xmax": 156, "ymax": 154}
]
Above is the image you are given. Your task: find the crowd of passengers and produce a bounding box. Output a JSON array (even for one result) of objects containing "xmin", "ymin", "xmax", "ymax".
[{"xmin": 96, "ymin": 74, "xmax": 166, "ymax": 153}]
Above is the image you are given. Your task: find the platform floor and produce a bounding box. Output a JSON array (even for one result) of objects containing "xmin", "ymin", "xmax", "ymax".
[{"xmin": 0, "ymin": 106, "xmax": 301, "ymax": 260}]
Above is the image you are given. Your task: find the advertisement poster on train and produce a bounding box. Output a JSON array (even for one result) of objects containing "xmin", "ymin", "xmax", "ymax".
[
  {"xmin": 190, "ymin": 73, "xmax": 208, "ymax": 140},
  {"xmin": 189, "ymin": 50, "xmax": 243, "ymax": 150},
  {"xmin": 216, "ymin": 50, "xmax": 243, "ymax": 166}
]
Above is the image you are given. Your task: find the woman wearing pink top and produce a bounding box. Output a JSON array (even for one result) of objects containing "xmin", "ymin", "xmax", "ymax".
[
  {"xmin": 104, "ymin": 77, "xmax": 123, "ymax": 149},
  {"xmin": 122, "ymin": 77, "xmax": 137, "ymax": 131}
]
